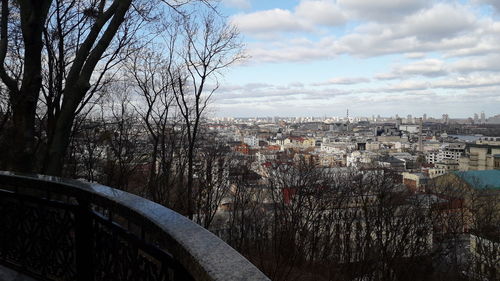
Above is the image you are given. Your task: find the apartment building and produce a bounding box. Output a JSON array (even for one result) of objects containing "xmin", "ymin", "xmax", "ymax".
[
  {"xmin": 459, "ymin": 144, "xmax": 500, "ymax": 171},
  {"xmin": 426, "ymin": 143, "xmax": 465, "ymax": 164}
]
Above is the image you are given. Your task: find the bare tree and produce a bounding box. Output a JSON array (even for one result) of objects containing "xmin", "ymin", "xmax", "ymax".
[
  {"xmin": 1, "ymin": 0, "xmax": 227, "ymax": 175},
  {"xmin": 101, "ymin": 87, "xmax": 146, "ymax": 192},
  {"xmin": 169, "ymin": 13, "xmax": 243, "ymax": 218},
  {"xmin": 0, "ymin": 0, "xmax": 140, "ymax": 173},
  {"xmin": 128, "ymin": 47, "xmax": 186, "ymax": 207},
  {"xmin": 0, "ymin": 0, "xmax": 52, "ymax": 172},
  {"xmin": 429, "ymin": 174, "xmax": 499, "ymax": 281},
  {"xmin": 64, "ymin": 114, "xmax": 106, "ymax": 182},
  {"xmin": 222, "ymin": 160, "xmax": 439, "ymax": 281},
  {"xmin": 193, "ymin": 133, "xmax": 233, "ymax": 229}
]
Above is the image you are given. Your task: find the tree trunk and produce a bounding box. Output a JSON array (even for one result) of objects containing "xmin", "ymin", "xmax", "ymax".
[
  {"xmin": 43, "ymin": 0, "xmax": 132, "ymax": 176},
  {"xmin": 187, "ymin": 144, "xmax": 194, "ymax": 219},
  {"xmin": 43, "ymin": 100, "xmax": 78, "ymax": 175},
  {"xmin": 9, "ymin": 0, "xmax": 52, "ymax": 172},
  {"xmin": 10, "ymin": 95, "xmax": 37, "ymax": 172}
]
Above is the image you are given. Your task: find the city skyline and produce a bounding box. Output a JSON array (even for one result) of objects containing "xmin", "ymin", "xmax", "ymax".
[
  {"xmin": 211, "ymin": 0, "xmax": 500, "ymax": 117},
  {"xmin": 210, "ymin": 111, "xmax": 496, "ymax": 120}
]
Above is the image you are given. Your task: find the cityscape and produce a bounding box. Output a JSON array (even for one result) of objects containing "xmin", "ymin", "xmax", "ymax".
[
  {"xmin": 17, "ymin": 108, "xmax": 493, "ymax": 281},
  {"xmin": 0, "ymin": 1, "xmax": 499, "ymax": 281}
]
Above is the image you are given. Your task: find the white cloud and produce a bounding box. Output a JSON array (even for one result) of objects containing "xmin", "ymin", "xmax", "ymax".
[
  {"xmin": 370, "ymin": 73, "xmax": 500, "ymax": 92},
  {"xmin": 216, "ymin": 82, "xmax": 351, "ymax": 103},
  {"xmin": 230, "ymin": 9, "xmax": 312, "ymax": 35},
  {"xmin": 335, "ymin": 3, "xmax": 481, "ymax": 57},
  {"xmin": 216, "ymin": 1, "xmax": 500, "ymax": 118},
  {"xmin": 399, "ymin": 3, "xmax": 477, "ymax": 40},
  {"xmin": 334, "ymin": 32, "xmax": 418, "ymax": 57},
  {"xmin": 405, "ymin": 52, "xmax": 426, "ymax": 59},
  {"xmin": 244, "ymin": 36, "xmax": 338, "ymax": 63},
  {"xmin": 338, "ymin": 0, "xmax": 431, "ymax": 22},
  {"xmin": 213, "ymin": 75, "xmax": 500, "ymax": 117},
  {"xmin": 450, "ymin": 55, "xmax": 500, "ymax": 73},
  {"xmin": 375, "ymin": 72, "xmax": 399, "ymax": 80},
  {"xmin": 473, "ymin": 0, "xmax": 500, "ymax": 12},
  {"xmin": 313, "ymin": 77, "xmax": 370, "ymax": 86},
  {"xmin": 433, "ymin": 74, "xmax": 500, "ymax": 89},
  {"xmin": 374, "ymin": 54, "xmax": 500, "ymax": 82},
  {"xmin": 443, "ymin": 20, "xmax": 500, "ymax": 57},
  {"xmin": 376, "ymin": 80, "xmax": 431, "ymax": 92},
  {"xmin": 381, "ymin": 54, "xmax": 500, "ymax": 78},
  {"xmin": 295, "ymin": 1, "xmax": 347, "ymax": 26},
  {"xmin": 370, "ymin": 72, "xmax": 500, "ymax": 94},
  {"xmin": 232, "ymin": 2, "xmax": 496, "ymax": 63},
  {"xmin": 382, "ymin": 59, "xmax": 448, "ymax": 78},
  {"xmin": 230, "ymin": 1, "xmax": 346, "ymax": 37},
  {"xmin": 288, "ymin": 82, "xmax": 305, "ymax": 88}
]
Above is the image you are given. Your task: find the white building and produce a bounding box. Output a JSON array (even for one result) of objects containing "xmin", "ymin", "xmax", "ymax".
[
  {"xmin": 243, "ymin": 136, "xmax": 259, "ymax": 147},
  {"xmin": 425, "ymin": 143, "xmax": 465, "ymax": 164}
]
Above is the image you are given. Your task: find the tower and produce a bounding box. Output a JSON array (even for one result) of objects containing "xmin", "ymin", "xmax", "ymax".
[
  {"xmin": 442, "ymin": 114, "xmax": 449, "ymax": 124},
  {"xmin": 418, "ymin": 117, "xmax": 423, "ymax": 152}
]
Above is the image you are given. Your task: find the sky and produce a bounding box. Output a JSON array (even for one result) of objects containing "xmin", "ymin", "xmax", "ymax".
[{"xmin": 206, "ymin": 0, "xmax": 500, "ymax": 118}]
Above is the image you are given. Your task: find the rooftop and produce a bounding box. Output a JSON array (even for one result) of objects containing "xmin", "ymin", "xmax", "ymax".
[{"xmin": 453, "ymin": 170, "xmax": 500, "ymax": 190}]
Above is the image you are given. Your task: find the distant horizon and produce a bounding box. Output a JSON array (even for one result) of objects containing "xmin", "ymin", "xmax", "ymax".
[{"xmin": 209, "ymin": 112, "xmax": 500, "ymax": 120}]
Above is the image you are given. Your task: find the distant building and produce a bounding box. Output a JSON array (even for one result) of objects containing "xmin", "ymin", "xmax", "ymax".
[
  {"xmin": 434, "ymin": 159, "xmax": 459, "ymax": 172},
  {"xmin": 442, "ymin": 114, "xmax": 449, "ymax": 124},
  {"xmin": 459, "ymin": 144, "xmax": 500, "ymax": 171},
  {"xmin": 431, "ymin": 170, "xmax": 500, "ymax": 281},
  {"xmin": 432, "ymin": 170, "xmax": 500, "ymax": 209},
  {"xmin": 233, "ymin": 143, "xmax": 250, "ymax": 155},
  {"xmin": 486, "ymin": 114, "xmax": 500, "ymax": 124},
  {"xmin": 243, "ymin": 135, "xmax": 259, "ymax": 147},
  {"xmin": 422, "ymin": 167, "xmax": 447, "ymax": 179},
  {"xmin": 476, "ymin": 136, "xmax": 500, "ymax": 146},
  {"xmin": 407, "ymin": 114, "xmax": 413, "ymax": 124},
  {"xmin": 402, "ymin": 172, "xmax": 428, "ymax": 192},
  {"xmin": 347, "ymin": 150, "xmax": 379, "ymax": 167},
  {"xmin": 425, "ymin": 143, "xmax": 465, "ymax": 164},
  {"xmin": 399, "ymin": 124, "xmax": 420, "ymax": 134},
  {"xmin": 378, "ymin": 155, "xmax": 406, "ymax": 171}
]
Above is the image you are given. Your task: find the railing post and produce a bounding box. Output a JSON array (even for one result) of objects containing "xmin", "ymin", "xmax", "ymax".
[{"xmin": 75, "ymin": 199, "xmax": 94, "ymax": 281}]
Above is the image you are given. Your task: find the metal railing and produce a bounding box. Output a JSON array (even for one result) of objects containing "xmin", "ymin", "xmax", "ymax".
[{"xmin": 0, "ymin": 171, "xmax": 270, "ymax": 281}]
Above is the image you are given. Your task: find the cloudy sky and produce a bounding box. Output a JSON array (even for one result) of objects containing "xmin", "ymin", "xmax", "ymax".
[{"xmin": 212, "ymin": 0, "xmax": 500, "ymax": 118}]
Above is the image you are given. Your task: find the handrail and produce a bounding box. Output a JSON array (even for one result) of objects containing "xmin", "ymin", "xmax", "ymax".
[{"xmin": 0, "ymin": 171, "xmax": 270, "ymax": 281}]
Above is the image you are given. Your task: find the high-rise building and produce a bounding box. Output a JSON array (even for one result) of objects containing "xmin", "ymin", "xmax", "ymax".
[
  {"xmin": 480, "ymin": 111, "xmax": 486, "ymax": 124},
  {"xmin": 423, "ymin": 113, "xmax": 427, "ymax": 122},
  {"xmin": 442, "ymin": 114, "xmax": 449, "ymax": 124},
  {"xmin": 418, "ymin": 118, "xmax": 423, "ymax": 152},
  {"xmin": 474, "ymin": 113, "xmax": 479, "ymax": 124}
]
